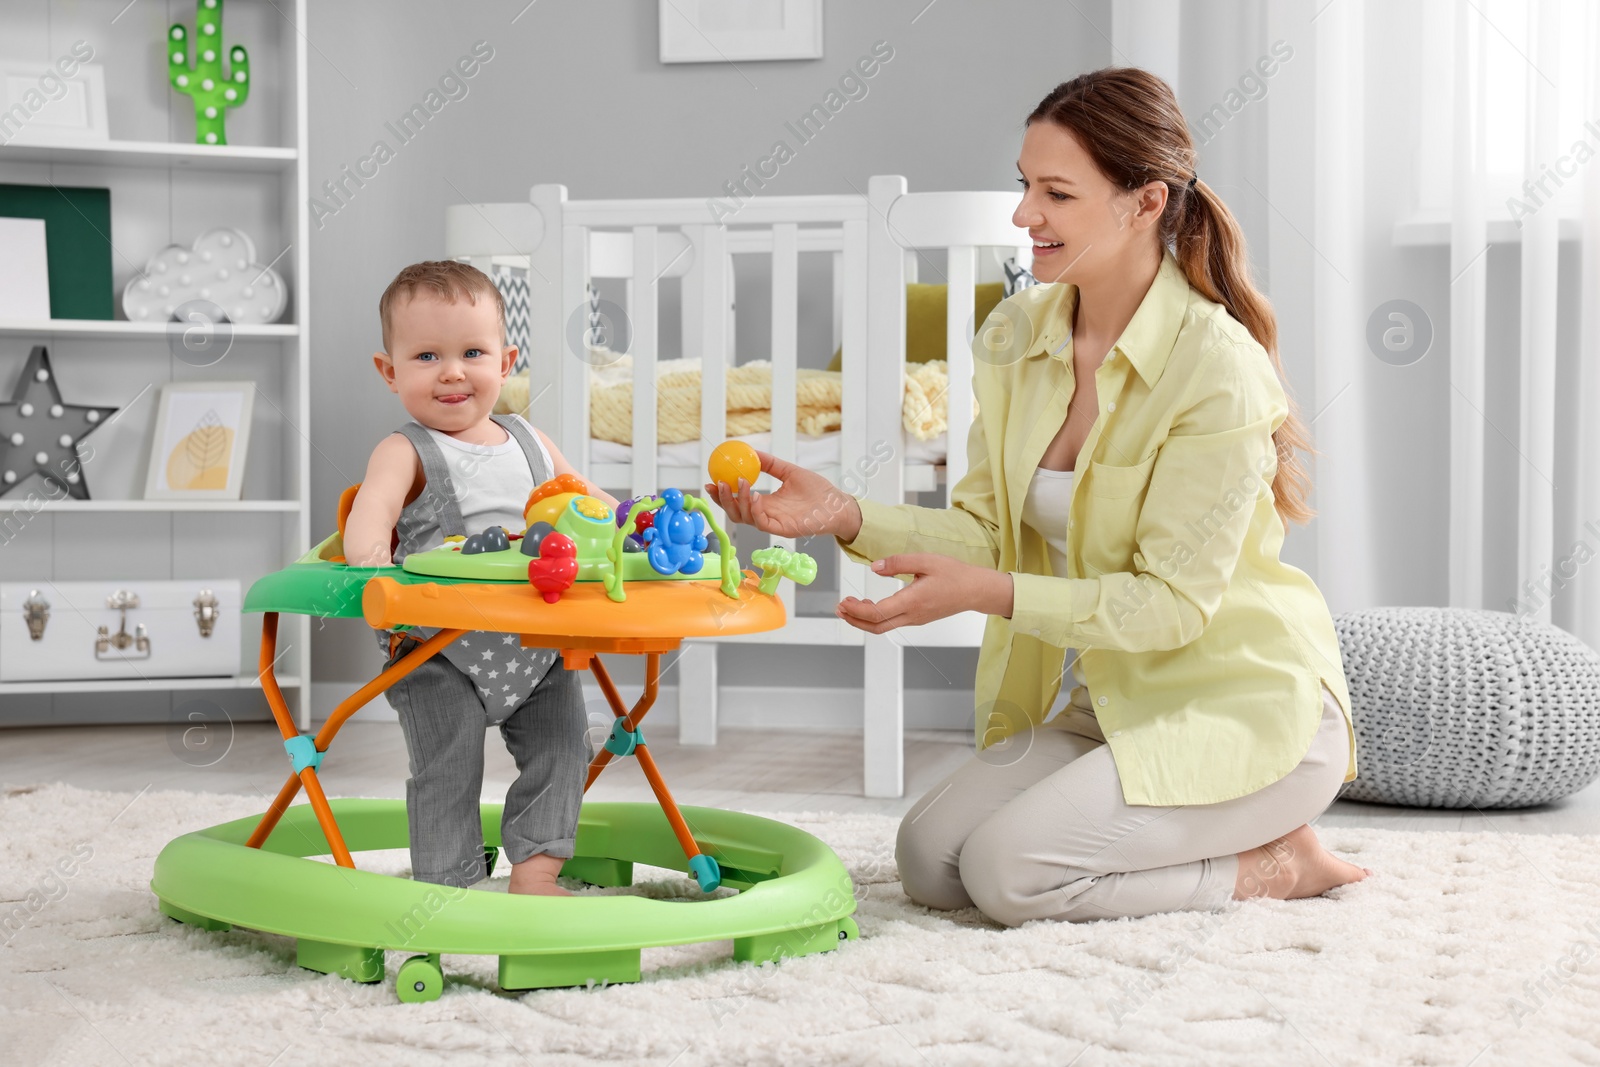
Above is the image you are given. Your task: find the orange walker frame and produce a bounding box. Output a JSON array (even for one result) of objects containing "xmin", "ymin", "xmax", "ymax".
[{"xmin": 246, "ymin": 613, "xmax": 709, "ymax": 875}]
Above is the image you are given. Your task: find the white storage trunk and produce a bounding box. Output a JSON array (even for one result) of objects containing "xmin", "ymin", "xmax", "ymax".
[{"xmin": 0, "ymin": 580, "xmax": 242, "ymax": 682}]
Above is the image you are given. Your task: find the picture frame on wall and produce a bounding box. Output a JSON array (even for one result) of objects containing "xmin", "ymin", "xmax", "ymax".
[
  {"xmin": 0, "ymin": 61, "xmax": 109, "ymax": 146},
  {"xmin": 143, "ymin": 381, "xmax": 255, "ymax": 501},
  {"xmin": 659, "ymin": 0, "xmax": 823, "ymax": 63}
]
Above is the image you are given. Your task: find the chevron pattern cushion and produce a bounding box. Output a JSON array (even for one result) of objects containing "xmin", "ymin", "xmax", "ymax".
[
  {"xmin": 1333, "ymin": 607, "xmax": 1600, "ymax": 808},
  {"xmin": 491, "ymin": 263, "xmax": 531, "ymax": 374}
]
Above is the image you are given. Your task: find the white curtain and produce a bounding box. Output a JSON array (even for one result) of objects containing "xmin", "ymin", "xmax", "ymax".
[{"xmin": 1115, "ymin": 0, "xmax": 1600, "ymax": 651}]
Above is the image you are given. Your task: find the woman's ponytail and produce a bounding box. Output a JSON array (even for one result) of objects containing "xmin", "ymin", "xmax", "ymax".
[{"xmin": 1174, "ymin": 177, "xmax": 1317, "ymax": 526}]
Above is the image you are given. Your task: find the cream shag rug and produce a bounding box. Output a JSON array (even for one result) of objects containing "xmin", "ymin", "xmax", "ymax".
[{"xmin": 3, "ymin": 784, "xmax": 1598, "ymax": 1067}]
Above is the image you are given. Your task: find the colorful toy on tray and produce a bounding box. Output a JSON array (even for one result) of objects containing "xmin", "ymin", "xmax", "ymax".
[{"xmin": 400, "ymin": 454, "xmax": 816, "ymax": 606}]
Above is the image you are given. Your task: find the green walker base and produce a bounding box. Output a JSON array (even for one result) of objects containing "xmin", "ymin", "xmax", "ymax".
[{"xmin": 152, "ymin": 799, "xmax": 860, "ymax": 1001}]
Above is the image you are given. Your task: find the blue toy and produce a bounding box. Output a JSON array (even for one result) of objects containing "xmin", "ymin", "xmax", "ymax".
[{"xmin": 641, "ymin": 488, "xmax": 708, "ymax": 576}]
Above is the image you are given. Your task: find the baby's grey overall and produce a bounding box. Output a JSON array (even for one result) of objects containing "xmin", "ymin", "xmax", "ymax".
[{"xmin": 375, "ymin": 413, "xmax": 591, "ymax": 888}]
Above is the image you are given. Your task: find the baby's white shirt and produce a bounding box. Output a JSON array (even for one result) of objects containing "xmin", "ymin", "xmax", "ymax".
[{"xmin": 413, "ymin": 414, "xmax": 555, "ymax": 550}]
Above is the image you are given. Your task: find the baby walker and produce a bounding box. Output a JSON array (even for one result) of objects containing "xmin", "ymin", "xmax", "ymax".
[{"xmin": 149, "ymin": 442, "xmax": 853, "ymax": 1003}]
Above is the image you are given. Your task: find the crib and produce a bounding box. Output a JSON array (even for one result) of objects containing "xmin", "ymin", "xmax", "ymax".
[{"xmin": 444, "ymin": 176, "xmax": 1029, "ymax": 797}]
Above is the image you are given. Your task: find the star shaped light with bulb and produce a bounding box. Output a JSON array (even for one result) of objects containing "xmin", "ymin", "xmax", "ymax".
[{"xmin": 0, "ymin": 345, "xmax": 118, "ymax": 500}]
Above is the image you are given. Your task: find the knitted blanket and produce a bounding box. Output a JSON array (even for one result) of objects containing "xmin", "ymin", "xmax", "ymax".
[{"xmin": 494, "ymin": 355, "xmax": 968, "ymax": 446}]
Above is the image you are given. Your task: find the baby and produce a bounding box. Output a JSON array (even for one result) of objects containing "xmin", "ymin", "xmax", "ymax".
[{"xmin": 344, "ymin": 260, "xmax": 621, "ymax": 897}]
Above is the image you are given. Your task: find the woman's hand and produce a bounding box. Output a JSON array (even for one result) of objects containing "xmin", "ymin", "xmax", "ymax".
[
  {"xmin": 704, "ymin": 449, "xmax": 863, "ymax": 540},
  {"xmin": 836, "ymin": 554, "xmax": 1015, "ymax": 633}
]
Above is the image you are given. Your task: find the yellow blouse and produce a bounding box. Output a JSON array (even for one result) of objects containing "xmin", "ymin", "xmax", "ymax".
[{"xmin": 836, "ymin": 250, "xmax": 1358, "ymax": 806}]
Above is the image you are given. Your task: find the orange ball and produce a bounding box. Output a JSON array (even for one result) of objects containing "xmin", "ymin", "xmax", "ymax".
[{"xmin": 708, "ymin": 441, "xmax": 760, "ymax": 492}]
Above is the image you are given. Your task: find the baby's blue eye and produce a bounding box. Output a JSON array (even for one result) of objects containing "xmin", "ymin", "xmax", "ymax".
[
  {"xmin": 417, "ymin": 352, "xmax": 436, "ymax": 362},
  {"xmin": 465, "ymin": 348, "xmax": 483, "ymax": 358}
]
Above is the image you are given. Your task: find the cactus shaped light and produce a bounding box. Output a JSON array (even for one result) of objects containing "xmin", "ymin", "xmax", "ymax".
[{"xmin": 167, "ymin": 0, "xmax": 250, "ymax": 146}]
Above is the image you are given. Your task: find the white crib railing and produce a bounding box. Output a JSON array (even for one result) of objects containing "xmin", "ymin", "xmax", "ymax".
[{"xmin": 445, "ymin": 176, "xmax": 1027, "ymax": 797}]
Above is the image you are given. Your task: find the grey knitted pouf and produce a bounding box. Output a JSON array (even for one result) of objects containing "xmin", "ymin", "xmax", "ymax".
[{"xmin": 1332, "ymin": 607, "xmax": 1600, "ymax": 808}]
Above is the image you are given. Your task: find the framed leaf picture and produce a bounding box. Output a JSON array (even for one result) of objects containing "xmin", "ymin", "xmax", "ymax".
[{"xmin": 144, "ymin": 381, "xmax": 254, "ymax": 500}]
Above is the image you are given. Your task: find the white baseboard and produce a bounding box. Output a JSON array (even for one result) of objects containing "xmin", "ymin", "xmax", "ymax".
[{"xmin": 314, "ymin": 682, "xmax": 975, "ymax": 732}]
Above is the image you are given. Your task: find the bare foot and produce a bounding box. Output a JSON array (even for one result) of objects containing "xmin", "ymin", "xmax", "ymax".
[
  {"xmin": 508, "ymin": 852, "xmax": 574, "ymax": 897},
  {"xmin": 1233, "ymin": 824, "xmax": 1372, "ymax": 901}
]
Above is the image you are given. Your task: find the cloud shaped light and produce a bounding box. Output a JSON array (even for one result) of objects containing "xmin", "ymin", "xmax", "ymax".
[{"xmin": 123, "ymin": 227, "xmax": 287, "ymax": 325}]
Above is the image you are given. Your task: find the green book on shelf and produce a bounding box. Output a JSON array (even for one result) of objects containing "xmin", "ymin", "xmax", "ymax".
[{"xmin": 0, "ymin": 183, "xmax": 114, "ymax": 320}]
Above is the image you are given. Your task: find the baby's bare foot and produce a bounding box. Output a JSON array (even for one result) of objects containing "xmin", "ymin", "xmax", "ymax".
[
  {"xmin": 1234, "ymin": 824, "xmax": 1371, "ymax": 901},
  {"xmin": 508, "ymin": 852, "xmax": 574, "ymax": 897}
]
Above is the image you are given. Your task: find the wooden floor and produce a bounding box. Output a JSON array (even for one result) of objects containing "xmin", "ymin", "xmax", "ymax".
[{"xmin": 4, "ymin": 721, "xmax": 1599, "ymax": 834}]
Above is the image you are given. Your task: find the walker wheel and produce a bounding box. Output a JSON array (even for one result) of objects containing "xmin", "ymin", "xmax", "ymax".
[
  {"xmin": 839, "ymin": 916, "xmax": 859, "ymax": 941},
  {"xmin": 397, "ymin": 953, "xmax": 443, "ymax": 1003}
]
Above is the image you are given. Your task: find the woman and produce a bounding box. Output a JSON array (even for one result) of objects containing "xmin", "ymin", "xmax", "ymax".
[{"xmin": 708, "ymin": 68, "xmax": 1371, "ymax": 926}]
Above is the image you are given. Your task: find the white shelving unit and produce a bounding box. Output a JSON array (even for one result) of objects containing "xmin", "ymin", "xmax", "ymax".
[
  {"xmin": 0, "ymin": 320, "xmax": 299, "ymax": 338},
  {"xmin": 0, "ymin": 675, "xmax": 303, "ymax": 697},
  {"xmin": 0, "ymin": 0, "xmax": 311, "ymax": 730},
  {"xmin": 19, "ymin": 500, "xmax": 302, "ymax": 513},
  {"xmin": 0, "ymin": 140, "xmax": 298, "ymax": 172}
]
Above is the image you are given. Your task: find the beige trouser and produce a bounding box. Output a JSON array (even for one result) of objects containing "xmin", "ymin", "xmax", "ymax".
[{"xmin": 896, "ymin": 683, "xmax": 1350, "ymax": 925}]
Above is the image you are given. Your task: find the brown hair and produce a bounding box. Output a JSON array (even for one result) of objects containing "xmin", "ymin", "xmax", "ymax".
[
  {"xmin": 378, "ymin": 260, "xmax": 506, "ymax": 353},
  {"xmin": 1028, "ymin": 67, "xmax": 1316, "ymax": 527}
]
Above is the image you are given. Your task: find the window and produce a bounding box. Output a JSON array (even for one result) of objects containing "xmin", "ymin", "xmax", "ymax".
[{"xmin": 1414, "ymin": 0, "xmax": 1594, "ymax": 219}]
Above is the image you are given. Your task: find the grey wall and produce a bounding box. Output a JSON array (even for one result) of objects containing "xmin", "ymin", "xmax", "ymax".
[{"xmin": 307, "ymin": 0, "xmax": 1113, "ymax": 697}]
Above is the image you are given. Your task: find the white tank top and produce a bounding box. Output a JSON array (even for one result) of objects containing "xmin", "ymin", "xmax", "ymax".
[
  {"xmin": 416, "ymin": 415, "xmax": 555, "ymax": 551},
  {"xmin": 1021, "ymin": 466, "xmax": 1091, "ymax": 704},
  {"xmin": 1022, "ymin": 466, "xmax": 1074, "ymax": 577}
]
